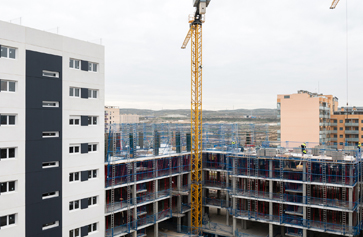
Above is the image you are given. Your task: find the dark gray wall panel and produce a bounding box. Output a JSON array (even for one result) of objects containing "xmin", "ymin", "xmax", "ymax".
[
  {"xmin": 81, "ymin": 226, "xmax": 88, "ymax": 237},
  {"xmin": 81, "ymin": 60, "xmax": 88, "ymax": 71},
  {"xmin": 81, "ymin": 143, "xmax": 88, "ymax": 154},
  {"xmin": 26, "ymin": 50, "xmax": 62, "ymax": 237},
  {"xmin": 81, "ymin": 116, "xmax": 88, "ymax": 126},
  {"xmin": 81, "ymin": 198, "xmax": 89, "ymax": 209},
  {"xmin": 81, "ymin": 88, "xmax": 88, "ymax": 99},
  {"xmin": 81, "ymin": 171, "xmax": 89, "ymax": 181}
]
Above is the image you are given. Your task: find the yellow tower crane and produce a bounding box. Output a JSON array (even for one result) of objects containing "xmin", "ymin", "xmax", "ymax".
[
  {"xmin": 181, "ymin": 0, "xmax": 211, "ymax": 235},
  {"xmin": 330, "ymin": 0, "xmax": 341, "ymax": 9}
]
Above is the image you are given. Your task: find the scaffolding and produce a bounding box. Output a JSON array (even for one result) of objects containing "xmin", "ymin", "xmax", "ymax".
[{"xmin": 105, "ymin": 123, "xmax": 363, "ymax": 237}]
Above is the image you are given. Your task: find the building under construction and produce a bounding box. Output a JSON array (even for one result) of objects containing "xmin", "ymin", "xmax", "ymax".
[{"xmin": 104, "ymin": 123, "xmax": 363, "ymax": 237}]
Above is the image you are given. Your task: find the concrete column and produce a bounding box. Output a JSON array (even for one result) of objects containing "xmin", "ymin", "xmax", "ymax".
[
  {"xmin": 281, "ymin": 226, "xmax": 285, "ymax": 237},
  {"xmin": 177, "ymin": 217, "xmax": 181, "ymax": 233},
  {"xmin": 226, "ymin": 192, "xmax": 229, "ymax": 225},
  {"xmin": 303, "ymin": 184, "xmax": 307, "ymax": 228},
  {"xmin": 233, "ymin": 217, "xmax": 237, "ymax": 234},
  {"xmin": 154, "ymin": 222, "xmax": 159, "ymax": 237},
  {"xmin": 269, "ymin": 180, "xmax": 273, "ymax": 221},
  {"xmin": 269, "ymin": 160, "xmax": 273, "ymax": 178},
  {"xmin": 349, "ymin": 188, "xmax": 353, "ymax": 232},
  {"xmin": 303, "ymin": 229, "xmax": 307, "ymax": 237},
  {"xmin": 155, "ymin": 180, "xmax": 158, "ymax": 199},
  {"xmin": 350, "ymin": 164, "xmax": 353, "ymax": 186},
  {"xmin": 269, "ymin": 224, "xmax": 273, "ymax": 237},
  {"xmin": 241, "ymin": 220, "xmax": 247, "ymax": 230},
  {"xmin": 303, "ymin": 161, "xmax": 306, "ymax": 182}
]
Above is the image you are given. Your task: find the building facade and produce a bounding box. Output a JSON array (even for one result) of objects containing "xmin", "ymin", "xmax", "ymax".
[
  {"xmin": 330, "ymin": 107, "xmax": 363, "ymax": 149},
  {"xmin": 277, "ymin": 90, "xmax": 338, "ymax": 146},
  {"xmin": 0, "ymin": 21, "xmax": 104, "ymax": 237}
]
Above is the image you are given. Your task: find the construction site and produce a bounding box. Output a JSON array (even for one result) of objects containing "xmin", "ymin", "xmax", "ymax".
[{"xmin": 104, "ymin": 123, "xmax": 363, "ymax": 237}]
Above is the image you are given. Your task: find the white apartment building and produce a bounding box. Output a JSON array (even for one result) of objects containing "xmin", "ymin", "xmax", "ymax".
[{"xmin": 0, "ymin": 20, "xmax": 105, "ymax": 237}]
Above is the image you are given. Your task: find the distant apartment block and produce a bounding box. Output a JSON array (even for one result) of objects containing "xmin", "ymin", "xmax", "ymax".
[
  {"xmin": 0, "ymin": 20, "xmax": 104, "ymax": 237},
  {"xmin": 105, "ymin": 106, "xmax": 139, "ymax": 130},
  {"xmin": 277, "ymin": 90, "xmax": 338, "ymax": 146},
  {"xmin": 120, "ymin": 114, "xmax": 139, "ymax": 123},
  {"xmin": 330, "ymin": 107, "xmax": 363, "ymax": 149}
]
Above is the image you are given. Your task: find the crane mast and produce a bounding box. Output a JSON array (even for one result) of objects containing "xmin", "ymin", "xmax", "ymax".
[{"xmin": 181, "ymin": 0, "xmax": 210, "ymax": 235}]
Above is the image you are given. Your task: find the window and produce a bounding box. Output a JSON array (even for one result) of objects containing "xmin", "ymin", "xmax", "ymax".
[
  {"xmin": 339, "ymin": 127, "xmax": 343, "ymax": 131},
  {"xmin": 88, "ymin": 89, "xmax": 98, "ymax": 99},
  {"xmin": 88, "ymin": 196, "xmax": 97, "ymax": 206},
  {"xmin": 88, "ymin": 223, "xmax": 97, "ymax": 233},
  {"xmin": 88, "ymin": 170, "xmax": 97, "ymax": 179},
  {"xmin": 340, "ymin": 142, "xmax": 343, "ymax": 145},
  {"xmin": 69, "ymin": 145, "xmax": 80, "ymax": 154},
  {"xmin": 0, "ymin": 214, "xmax": 15, "ymax": 227},
  {"xmin": 1, "ymin": 45, "xmax": 16, "ymax": 59},
  {"xmin": 70, "ymin": 228, "xmax": 80, "ymax": 237},
  {"xmin": 361, "ymin": 135, "xmax": 363, "ymax": 139},
  {"xmin": 340, "ymin": 120, "xmax": 343, "ymax": 123},
  {"xmin": 334, "ymin": 135, "xmax": 337, "ymax": 138},
  {"xmin": 0, "ymin": 147, "xmax": 16, "ymax": 159},
  {"xmin": 42, "ymin": 221, "xmax": 59, "ymax": 230},
  {"xmin": 0, "ymin": 80, "xmax": 16, "ymax": 92},
  {"xmin": 42, "ymin": 131, "xmax": 59, "ymax": 138},
  {"xmin": 334, "ymin": 127, "xmax": 337, "ymax": 130},
  {"xmin": 0, "ymin": 181, "xmax": 15, "ymax": 193},
  {"xmin": 42, "ymin": 191, "xmax": 59, "ymax": 199},
  {"xmin": 0, "ymin": 115, "xmax": 16, "ymax": 125},
  {"xmin": 42, "ymin": 101, "xmax": 59, "ymax": 107},
  {"xmin": 340, "ymin": 135, "xmax": 343, "ymax": 138},
  {"xmin": 69, "ymin": 116, "xmax": 80, "ymax": 125},
  {"xmin": 69, "ymin": 59, "xmax": 80, "ymax": 69},
  {"xmin": 69, "ymin": 172, "xmax": 80, "ymax": 182},
  {"xmin": 88, "ymin": 144, "xmax": 97, "ymax": 152},
  {"xmin": 42, "ymin": 70, "xmax": 59, "ymax": 78},
  {"xmin": 88, "ymin": 62, "xmax": 98, "ymax": 72},
  {"xmin": 70, "ymin": 87, "xmax": 80, "ymax": 97},
  {"xmin": 69, "ymin": 200, "xmax": 80, "ymax": 211},
  {"xmin": 42, "ymin": 161, "xmax": 59, "ymax": 169},
  {"xmin": 284, "ymin": 95, "xmax": 290, "ymax": 99},
  {"xmin": 88, "ymin": 116, "xmax": 97, "ymax": 125}
]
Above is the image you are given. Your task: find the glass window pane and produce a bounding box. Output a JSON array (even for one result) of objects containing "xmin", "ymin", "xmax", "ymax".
[
  {"xmin": 8, "ymin": 148, "xmax": 15, "ymax": 158},
  {"xmin": 75, "ymin": 172, "xmax": 79, "ymax": 180},
  {"xmin": 88, "ymin": 63, "xmax": 92, "ymax": 71},
  {"xmin": 88, "ymin": 198, "xmax": 92, "ymax": 206},
  {"xmin": 69, "ymin": 202, "xmax": 73, "ymax": 210},
  {"xmin": 8, "ymin": 215, "xmax": 15, "ymax": 225},
  {"xmin": 1, "ymin": 46, "xmax": 7, "ymax": 58},
  {"xmin": 93, "ymin": 117, "xmax": 97, "ymax": 125},
  {"xmin": 88, "ymin": 171, "xmax": 91, "ymax": 178},
  {"xmin": 75, "ymin": 200, "xmax": 79, "ymax": 209},
  {"xmin": 75, "ymin": 119, "xmax": 79, "ymax": 125},
  {"xmin": 93, "ymin": 144, "xmax": 97, "ymax": 151},
  {"xmin": 75, "ymin": 60, "xmax": 80, "ymax": 69},
  {"xmin": 69, "ymin": 59, "xmax": 74, "ymax": 68},
  {"xmin": 70, "ymin": 147, "xmax": 74, "ymax": 153},
  {"xmin": 88, "ymin": 224, "xmax": 91, "ymax": 232},
  {"xmin": 93, "ymin": 170, "xmax": 97, "ymax": 178},
  {"xmin": 75, "ymin": 88, "xmax": 79, "ymax": 97},
  {"xmin": 75, "ymin": 146, "xmax": 79, "ymax": 153},
  {"xmin": 88, "ymin": 145, "xmax": 92, "ymax": 152},
  {"xmin": 1, "ymin": 116, "xmax": 7, "ymax": 125},
  {"xmin": 9, "ymin": 48, "xmax": 16, "ymax": 59},
  {"xmin": 69, "ymin": 173, "xmax": 73, "ymax": 182},
  {"xmin": 8, "ymin": 116, "xmax": 15, "ymax": 125},
  {"xmin": 1, "ymin": 149, "xmax": 7, "ymax": 159},
  {"xmin": 93, "ymin": 90, "xmax": 97, "ymax": 98},
  {"xmin": 70, "ymin": 230, "xmax": 74, "ymax": 237},
  {"xmin": 0, "ymin": 216, "xmax": 7, "ymax": 227},
  {"xmin": 93, "ymin": 223, "xmax": 97, "ymax": 231},
  {"xmin": 0, "ymin": 182, "xmax": 7, "ymax": 193},
  {"xmin": 1, "ymin": 80, "xmax": 7, "ymax": 91},
  {"xmin": 9, "ymin": 81, "xmax": 15, "ymax": 92},
  {"xmin": 75, "ymin": 228, "xmax": 79, "ymax": 236},
  {"xmin": 93, "ymin": 196, "xmax": 97, "ymax": 204},
  {"xmin": 69, "ymin": 119, "xmax": 74, "ymax": 125},
  {"xmin": 88, "ymin": 90, "xmax": 91, "ymax": 98},
  {"xmin": 93, "ymin": 64, "xmax": 97, "ymax": 72},
  {"xmin": 88, "ymin": 117, "xmax": 91, "ymax": 125},
  {"xmin": 8, "ymin": 181, "xmax": 15, "ymax": 191},
  {"xmin": 69, "ymin": 88, "xmax": 73, "ymax": 96}
]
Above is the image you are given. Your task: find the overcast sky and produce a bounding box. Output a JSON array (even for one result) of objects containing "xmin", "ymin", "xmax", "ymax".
[{"xmin": 3, "ymin": 0, "xmax": 363, "ymax": 110}]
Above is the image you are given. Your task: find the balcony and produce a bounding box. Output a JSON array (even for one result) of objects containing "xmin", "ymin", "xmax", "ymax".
[
  {"xmin": 319, "ymin": 106, "xmax": 330, "ymax": 111},
  {"xmin": 345, "ymin": 123, "xmax": 359, "ymax": 126},
  {"xmin": 330, "ymin": 138, "xmax": 337, "ymax": 141},
  {"xmin": 330, "ymin": 122, "xmax": 337, "ymax": 126},
  {"xmin": 277, "ymin": 115, "xmax": 280, "ymax": 119},
  {"xmin": 346, "ymin": 138, "xmax": 359, "ymax": 142},
  {"xmin": 345, "ymin": 130, "xmax": 359, "ymax": 134},
  {"xmin": 319, "ymin": 114, "xmax": 330, "ymax": 119},
  {"xmin": 319, "ymin": 122, "xmax": 329, "ymax": 127},
  {"xmin": 277, "ymin": 130, "xmax": 280, "ymax": 133}
]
